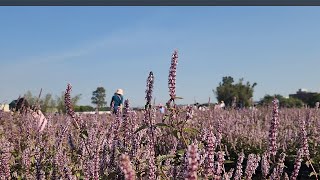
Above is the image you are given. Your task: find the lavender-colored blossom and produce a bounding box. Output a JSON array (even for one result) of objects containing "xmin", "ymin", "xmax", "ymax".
[
  {"xmin": 123, "ymin": 99, "xmax": 131, "ymax": 149},
  {"xmin": 261, "ymin": 152, "xmax": 270, "ymax": 179},
  {"xmin": 224, "ymin": 168, "xmax": 234, "ymax": 180},
  {"xmin": 185, "ymin": 143, "xmax": 199, "ymax": 180},
  {"xmin": 119, "ymin": 154, "xmax": 136, "ymax": 180},
  {"xmin": 0, "ymin": 140, "xmax": 12, "ymax": 180},
  {"xmin": 244, "ymin": 154, "xmax": 261, "ymax": 180},
  {"xmin": 205, "ymin": 131, "xmax": 216, "ymax": 176},
  {"xmin": 64, "ymin": 83, "xmax": 80, "ymax": 129},
  {"xmin": 168, "ymin": 50, "xmax": 178, "ymax": 101},
  {"xmin": 215, "ymin": 151, "xmax": 225, "ymax": 178},
  {"xmin": 299, "ymin": 113, "xmax": 310, "ymax": 158},
  {"xmin": 284, "ymin": 172, "xmax": 289, "ymax": 180},
  {"xmin": 34, "ymin": 146, "xmax": 44, "ymax": 180},
  {"xmin": 145, "ymin": 71, "xmax": 154, "ymax": 107},
  {"xmin": 290, "ymin": 149, "xmax": 303, "ymax": 180},
  {"xmin": 147, "ymin": 141, "xmax": 156, "ymax": 180},
  {"xmin": 268, "ymin": 98, "xmax": 279, "ymax": 156},
  {"xmin": 22, "ymin": 147, "xmax": 32, "ymax": 179},
  {"xmin": 216, "ymin": 117, "xmax": 223, "ymax": 148},
  {"xmin": 233, "ymin": 152, "xmax": 245, "ymax": 180},
  {"xmin": 93, "ymin": 142, "xmax": 101, "ymax": 180},
  {"xmin": 276, "ymin": 152, "xmax": 286, "ymax": 179}
]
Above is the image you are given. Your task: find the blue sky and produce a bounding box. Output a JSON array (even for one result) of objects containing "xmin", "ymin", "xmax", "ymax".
[{"xmin": 1, "ymin": 7, "xmax": 320, "ymax": 107}]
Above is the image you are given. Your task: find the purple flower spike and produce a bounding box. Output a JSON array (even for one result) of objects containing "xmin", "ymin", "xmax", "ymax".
[
  {"xmin": 65, "ymin": 83, "xmax": 80, "ymax": 129},
  {"xmin": 145, "ymin": 71, "xmax": 155, "ymax": 107},
  {"xmin": 268, "ymin": 98, "xmax": 279, "ymax": 156},
  {"xmin": 168, "ymin": 50, "xmax": 178, "ymax": 101}
]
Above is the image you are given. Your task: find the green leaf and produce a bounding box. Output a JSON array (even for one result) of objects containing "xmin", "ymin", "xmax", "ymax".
[
  {"xmin": 156, "ymin": 154, "xmax": 176, "ymax": 165},
  {"xmin": 171, "ymin": 129, "xmax": 179, "ymax": 139},
  {"xmin": 183, "ymin": 127, "xmax": 199, "ymax": 135},
  {"xmin": 176, "ymin": 149, "xmax": 185, "ymax": 156},
  {"xmin": 225, "ymin": 160, "xmax": 235, "ymax": 164},
  {"xmin": 155, "ymin": 123, "xmax": 173, "ymax": 129},
  {"xmin": 134, "ymin": 124, "xmax": 148, "ymax": 134}
]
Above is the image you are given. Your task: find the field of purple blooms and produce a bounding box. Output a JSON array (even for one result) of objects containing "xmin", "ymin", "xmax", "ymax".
[{"xmin": 0, "ymin": 51, "xmax": 319, "ymax": 180}]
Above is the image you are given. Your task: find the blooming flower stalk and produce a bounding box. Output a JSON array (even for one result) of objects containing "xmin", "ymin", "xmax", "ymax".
[
  {"xmin": 215, "ymin": 151, "xmax": 225, "ymax": 178},
  {"xmin": 268, "ymin": 98, "xmax": 279, "ymax": 157},
  {"xmin": 168, "ymin": 50, "xmax": 178, "ymax": 102},
  {"xmin": 65, "ymin": 83, "xmax": 80, "ymax": 129},
  {"xmin": 290, "ymin": 149, "xmax": 303, "ymax": 180},
  {"xmin": 261, "ymin": 152, "xmax": 270, "ymax": 179},
  {"xmin": 185, "ymin": 143, "xmax": 199, "ymax": 180},
  {"xmin": 145, "ymin": 71, "xmax": 154, "ymax": 108},
  {"xmin": 147, "ymin": 141, "xmax": 156, "ymax": 180},
  {"xmin": 299, "ymin": 113, "xmax": 310, "ymax": 158},
  {"xmin": 233, "ymin": 152, "xmax": 245, "ymax": 180},
  {"xmin": 119, "ymin": 154, "xmax": 136, "ymax": 180},
  {"xmin": 0, "ymin": 140, "xmax": 12, "ymax": 180},
  {"xmin": 205, "ymin": 131, "xmax": 216, "ymax": 176},
  {"xmin": 245, "ymin": 154, "xmax": 261, "ymax": 180}
]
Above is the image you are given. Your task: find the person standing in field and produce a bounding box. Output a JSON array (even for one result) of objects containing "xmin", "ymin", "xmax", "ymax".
[
  {"xmin": 220, "ymin": 101, "xmax": 226, "ymax": 109},
  {"xmin": 158, "ymin": 103, "xmax": 165, "ymax": 114},
  {"xmin": 13, "ymin": 97, "xmax": 48, "ymax": 132},
  {"xmin": 110, "ymin": 89, "xmax": 124, "ymax": 114}
]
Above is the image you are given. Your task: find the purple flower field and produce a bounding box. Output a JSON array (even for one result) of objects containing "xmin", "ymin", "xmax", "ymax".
[{"xmin": 0, "ymin": 51, "xmax": 319, "ymax": 180}]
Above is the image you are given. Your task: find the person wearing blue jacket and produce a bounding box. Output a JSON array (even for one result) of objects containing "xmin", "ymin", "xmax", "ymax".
[{"xmin": 110, "ymin": 89, "xmax": 124, "ymax": 114}]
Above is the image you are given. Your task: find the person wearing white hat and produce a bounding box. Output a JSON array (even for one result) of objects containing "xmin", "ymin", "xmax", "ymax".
[{"xmin": 110, "ymin": 89, "xmax": 124, "ymax": 114}]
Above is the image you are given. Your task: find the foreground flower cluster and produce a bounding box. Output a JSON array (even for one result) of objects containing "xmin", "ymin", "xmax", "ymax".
[{"xmin": 0, "ymin": 51, "xmax": 319, "ymax": 180}]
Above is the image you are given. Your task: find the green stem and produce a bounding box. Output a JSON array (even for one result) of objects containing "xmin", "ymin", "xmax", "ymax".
[{"xmin": 307, "ymin": 157, "xmax": 319, "ymax": 180}]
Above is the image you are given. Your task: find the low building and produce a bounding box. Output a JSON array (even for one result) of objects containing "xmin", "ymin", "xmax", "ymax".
[
  {"xmin": 289, "ymin": 89, "xmax": 319, "ymax": 104},
  {"xmin": 0, "ymin": 104, "xmax": 10, "ymax": 112}
]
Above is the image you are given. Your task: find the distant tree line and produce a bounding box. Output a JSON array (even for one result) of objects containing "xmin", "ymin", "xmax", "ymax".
[
  {"xmin": 22, "ymin": 90, "xmax": 82, "ymax": 113},
  {"xmin": 11, "ymin": 77, "xmax": 317, "ymax": 113},
  {"xmin": 214, "ymin": 76, "xmax": 320, "ymax": 108},
  {"xmin": 17, "ymin": 86, "xmax": 109, "ymax": 114},
  {"xmin": 258, "ymin": 94, "xmax": 304, "ymax": 108}
]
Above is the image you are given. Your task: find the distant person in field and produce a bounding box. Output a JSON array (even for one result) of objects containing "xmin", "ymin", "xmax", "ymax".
[
  {"xmin": 13, "ymin": 97, "xmax": 48, "ymax": 132},
  {"xmin": 220, "ymin": 101, "xmax": 226, "ymax": 109},
  {"xmin": 110, "ymin": 89, "xmax": 124, "ymax": 114},
  {"xmin": 158, "ymin": 103, "xmax": 165, "ymax": 114}
]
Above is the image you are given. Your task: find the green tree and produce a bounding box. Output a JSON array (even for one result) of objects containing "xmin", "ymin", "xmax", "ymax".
[
  {"xmin": 23, "ymin": 91, "xmax": 57, "ymax": 113},
  {"xmin": 259, "ymin": 94, "xmax": 304, "ymax": 108},
  {"xmin": 91, "ymin": 87, "xmax": 107, "ymax": 110},
  {"xmin": 40, "ymin": 93, "xmax": 54, "ymax": 112},
  {"xmin": 304, "ymin": 94, "xmax": 320, "ymax": 107},
  {"xmin": 24, "ymin": 91, "xmax": 37, "ymax": 105},
  {"xmin": 74, "ymin": 105, "xmax": 95, "ymax": 112},
  {"xmin": 214, "ymin": 76, "xmax": 257, "ymax": 107}
]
